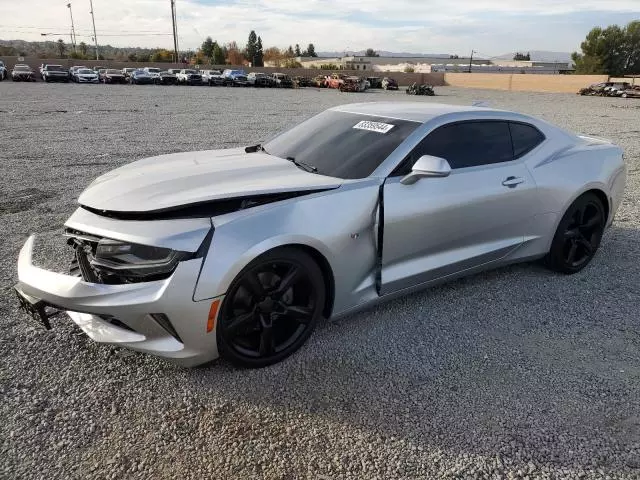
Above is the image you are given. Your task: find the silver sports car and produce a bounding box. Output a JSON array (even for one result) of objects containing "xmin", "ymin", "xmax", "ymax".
[{"xmin": 15, "ymin": 102, "xmax": 626, "ymax": 367}]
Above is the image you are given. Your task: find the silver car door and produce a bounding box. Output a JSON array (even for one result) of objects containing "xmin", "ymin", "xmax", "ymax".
[{"xmin": 380, "ymin": 120, "xmax": 539, "ymax": 295}]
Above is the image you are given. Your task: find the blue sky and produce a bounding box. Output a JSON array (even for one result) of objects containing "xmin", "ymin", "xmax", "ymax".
[{"xmin": 1, "ymin": 0, "xmax": 638, "ymax": 55}]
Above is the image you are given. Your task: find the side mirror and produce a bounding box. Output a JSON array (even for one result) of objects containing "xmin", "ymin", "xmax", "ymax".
[{"xmin": 400, "ymin": 155, "xmax": 451, "ymax": 185}]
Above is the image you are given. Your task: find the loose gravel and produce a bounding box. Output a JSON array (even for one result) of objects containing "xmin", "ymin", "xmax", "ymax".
[{"xmin": 1, "ymin": 83, "xmax": 639, "ymax": 480}]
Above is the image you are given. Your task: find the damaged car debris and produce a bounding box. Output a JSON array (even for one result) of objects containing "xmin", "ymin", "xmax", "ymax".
[{"xmin": 14, "ymin": 102, "xmax": 626, "ymax": 369}]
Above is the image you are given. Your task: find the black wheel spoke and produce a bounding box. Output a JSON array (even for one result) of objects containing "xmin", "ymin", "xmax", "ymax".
[
  {"xmin": 225, "ymin": 310, "xmax": 257, "ymax": 337},
  {"xmin": 274, "ymin": 265, "xmax": 302, "ymax": 296},
  {"xmin": 284, "ymin": 304, "xmax": 313, "ymax": 324},
  {"xmin": 564, "ymin": 228, "xmax": 580, "ymax": 239},
  {"xmin": 582, "ymin": 214, "xmax": 601, "ymax": 231},
  {"xmin": 258, "ymin": 314, "xmax": 275, "ymax": 356},
  {"xmin": 577, "ymin": 237, "xmax": 594, "ymax": 255},
  {"xmin": 244, "ymin": 271, "xmax": 265, "ymax": 298},
  {"xmin": 567, "ymin": 241, "xmax": 578, "ymax": 264}
]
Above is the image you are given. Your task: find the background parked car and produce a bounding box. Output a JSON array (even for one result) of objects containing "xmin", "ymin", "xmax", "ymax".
[
  {"xmin": 129, "ymin": 69, "xmax": 155, "ymax": 85},
  {"xmin": 222, "ymin": 69, "xmax": 248, "ymax": 86},
  {"xmin": 293, "ymin": 76, "xmax": 312, "ymax": 87},
  {"xmin": 201, "ymin": 69, "xmax": 222, "ymax": 85},
  {"xmin": 42, "ymin": 64, "xmax": 70, "ymax": 83},
  {"xmin": 143, "ymin": 67, "xmax": 162, "ymax": 82},
  {"xmin": 339, "ymin": 76, "xmax": 367, "ymax": 92},
  {"xmin": 247, "ymin": 72, "xmax": 271, "ymax": 87},
  {"xmin": 0, "ymin": 60, "xmax": 7, "ymax": 80},
  {"xmin": 176, "ymin": 69, "xmax": 203, "ymax": 85},
  {"xmin": 311, "ymin": 75, "xmax": 327, "ymax": 88},
  {"xmin": 100, "ymin": 69, "xmax": 127, "ymax": 84},
  {"xmin": 73, "ymin": 68, "xmax": 99, "ymax": 83},
  {"xmin": 166, "ymin": 68, "xmax": 182, "ymax": 75},
  {"xmin": 271, "ymin": 72, "xmax": 293, "ymax": 88},
  {"xmin": 156, "ymin": 71, "xmax": 178, "ymax": 85},
  {"xmin": 326, "ymin": 73, "xmax": 346, "ymax": 89},
  {"xmin": 92, "ymin": 66, "xmax": 107, "ymax": 73},
  {"xmin": 367, "ymin": 77, "xmax": 382, "ymax": 88},
  {"xmin": 382, "ymin": 77, "xmax": 399, "ymax": 90},
  {"xmin": 121, "ymin": 67, "xmax": 137, "ymax": 79},
  {"xmin": 11, "ymin": 64, "xmax": 36, "ymax": 82},
  {"xmin": 69, "ymin": 66, "xmax": 87, "ymax": 82}
]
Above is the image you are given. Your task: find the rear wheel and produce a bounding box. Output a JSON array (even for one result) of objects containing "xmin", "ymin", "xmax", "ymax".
[
  {"xmin": 217, "ymin": 248, "xmax": 325, "ymax": 368},
  {"xmin": 545, "ymin": 193, "xmax": 606, "ymax": 274}
]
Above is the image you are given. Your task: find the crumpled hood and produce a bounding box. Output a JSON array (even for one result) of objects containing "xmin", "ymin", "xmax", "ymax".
[{"xmin": 78, "ymin": 147, "xmax": 342, "ymax": 212}]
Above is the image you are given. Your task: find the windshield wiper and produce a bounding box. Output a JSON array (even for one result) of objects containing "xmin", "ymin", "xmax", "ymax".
[
  {"xmin": 245, "ymin": 143, "xmax": 269, "ymax": 154},
  {"xmin": 286, "ymin": 156, "xmax": 317, "ymax": 173}
]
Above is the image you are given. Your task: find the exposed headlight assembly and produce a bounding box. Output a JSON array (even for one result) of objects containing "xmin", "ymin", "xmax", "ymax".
[{"xmin": 91, "ymin": 238, "xmax": 191, "ymax": 280}]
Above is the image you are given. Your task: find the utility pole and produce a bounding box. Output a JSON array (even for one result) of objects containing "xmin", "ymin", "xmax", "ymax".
[
  {"xmin": 89, "ymin": 0, "xmax": 99, "ymax": 60},
  {"xmin": 67, "ymin": 3, "xmax": 77, "ymax": 52},
  {"xmin": 171, "ymin": 0, "xmax": 179, "ymax": 63},
  {"xmin": 468, "ymin": 50, "xmax": 475, "ymax": 73}
]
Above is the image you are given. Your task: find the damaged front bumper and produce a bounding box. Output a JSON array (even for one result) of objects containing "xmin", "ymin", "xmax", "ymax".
[{"xmin": 15, "ymin": 235, "xmax": 222, "ymax": 367}]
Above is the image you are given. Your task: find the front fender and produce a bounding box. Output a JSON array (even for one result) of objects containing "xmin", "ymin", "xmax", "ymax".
[{"xmin": 193, "ymin": 181, "xmax": 381, "ymax": 314}]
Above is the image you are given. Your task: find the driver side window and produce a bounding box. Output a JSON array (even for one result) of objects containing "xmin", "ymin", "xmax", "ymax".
[{"xmin": 394, "ymin": 121, "xmax": 514, "ymax": 175}]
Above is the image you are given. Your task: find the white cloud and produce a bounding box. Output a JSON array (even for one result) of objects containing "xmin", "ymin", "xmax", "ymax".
[{"xmin": 0, "ymin": 0, "xmax": 638, "ymax": 54}]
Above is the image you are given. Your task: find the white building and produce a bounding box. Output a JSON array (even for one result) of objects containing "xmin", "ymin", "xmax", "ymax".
[{"xmin": 294, "ymin": 56, "xmax": 572, "ymax": 74}]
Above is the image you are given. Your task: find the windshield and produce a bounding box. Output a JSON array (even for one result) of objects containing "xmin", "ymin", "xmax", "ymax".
[
  {"xmin": 263, "ymin": 111, "xmax": 420, "ymax": 179},
  {"xmin": 46, "ymin": 65, "xmax": 65, "ymax": 71},
  {"xmin": 106, "ymin": 69, "xmax": 120, "ymax": 74},
  {"xmin": 147, "ymin": 68, "xmax": 160, "ymax": 73},
  {"xmin": 184, "ymin": 70, "xmax": 196, "ymax": 74},
  {"xmin": 78, "ymin": 69, "xmax": 94, "ymax": 74},
  {"xmin": 15, "ymin": 66, "xmax": 31, "ymax": 71}
]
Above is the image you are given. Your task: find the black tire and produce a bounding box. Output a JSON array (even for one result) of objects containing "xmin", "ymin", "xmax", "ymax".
[
  {"xmin": 217, "ymin": 247, "xmax": 325, "ymax": 368},
  {"xmin": 544, "ymin": 193, "xmax": 606, "ymax": 274}
]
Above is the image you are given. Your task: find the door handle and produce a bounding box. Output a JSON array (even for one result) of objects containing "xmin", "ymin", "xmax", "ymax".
[{"xmin": 502, "ymin": 176, "xmax": 525, "ymax": 188}]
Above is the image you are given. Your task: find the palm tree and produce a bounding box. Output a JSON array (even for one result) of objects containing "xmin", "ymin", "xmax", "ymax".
[
  {"xmin": 79, "ymin": 41, "xmax": 88, "ymax": 56},
  {"xmin": 56, "ymin": 39, "xmax": 66, "ymax": 58}
]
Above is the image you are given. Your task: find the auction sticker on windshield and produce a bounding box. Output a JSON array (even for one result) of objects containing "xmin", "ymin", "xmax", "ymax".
[{"xmin": 352, "ymin": 120, "xmax": 395, "ymax": 134}]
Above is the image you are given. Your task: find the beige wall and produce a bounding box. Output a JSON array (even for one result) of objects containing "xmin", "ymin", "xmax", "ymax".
[{"xmin": 445, "ymin": 73, "xmax": 610, "ymax": 93}]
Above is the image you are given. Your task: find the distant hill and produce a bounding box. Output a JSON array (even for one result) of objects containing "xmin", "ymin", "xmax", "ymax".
[
  {"xmin": 317, "ymin": 51, "xmax": 455, "ymax": 58},
  {"xmin": 493, "ymin": 51, "xmax": 573, "ymax": 63}
]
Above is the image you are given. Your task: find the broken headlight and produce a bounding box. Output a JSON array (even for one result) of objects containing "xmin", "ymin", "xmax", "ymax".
[{"xmin": 91, "ymin": 239, "xmax": 190, "ymax": 279}]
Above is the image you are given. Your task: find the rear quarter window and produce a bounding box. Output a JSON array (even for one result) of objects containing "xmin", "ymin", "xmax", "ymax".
[{"xmin": 509, "ymin": 122, "xmax": 545, "ymax": 158}]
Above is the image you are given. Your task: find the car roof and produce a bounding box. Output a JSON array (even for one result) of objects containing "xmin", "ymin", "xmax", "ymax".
[{"xmin": 330, "ymin": 102, "xmax": 515, "ymax": 123}]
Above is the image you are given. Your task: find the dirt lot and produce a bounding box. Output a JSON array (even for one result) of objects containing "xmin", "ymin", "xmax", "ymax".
[{"xmin": 1, "ymin": 83, "xmax": 640, "ymax": 480}]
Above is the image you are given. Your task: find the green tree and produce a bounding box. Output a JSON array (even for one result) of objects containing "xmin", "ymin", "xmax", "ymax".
[
  {"xmin": 56, "ymin": 39, "xmax": 66, "ymax": 58},
  {"xmin": 79, "ymin": 41, "xmax": 88, "ymax": 56},
  {"xmin": 305, "ymin": 43, "xmax": 317, "ymax": 57},
  {"xmin": 364, "ymin": 48, "xmax": 379, "ymax": 57},
  {"xmin": 513, "ymin": 52, "xmax": 531, "ymax": 61},
  {"xmin": 212, "ymin": 43, "xmax": 225, "ymax": 65},
  {"xmin": 201, "ymin": 36, "xmax": 215, "ymax": 60},
  {"xmin": 572, "ymin": 21, "xmax": 640, "ymax": 76},
  {"xmin": 127, "ymin": 52, "xmax": 137, "ymax": 62},
  {"xmin": 286, "ymin": 45, "xmax": 295, "ymax": 57},
  {"xmin": 295, "ymin": 44, "xmax": 301, "ymax": 56},
  {"xmin": 254, "ymin": 36, "xmax": 264, "ymax": 67},
  {"xmin": 246, "ymin": 30, "xmax": 258, "ymax": 65}
]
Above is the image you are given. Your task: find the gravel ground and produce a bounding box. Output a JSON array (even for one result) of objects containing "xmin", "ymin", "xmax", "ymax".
[{"xmin": 1, "ymin": 83, "xmax": 639, "ymax": 480}]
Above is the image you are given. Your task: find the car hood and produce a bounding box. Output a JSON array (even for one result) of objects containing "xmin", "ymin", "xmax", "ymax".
[{"xmin": 78, "ymin": 147, "xmax": 343, "ymax": 212}]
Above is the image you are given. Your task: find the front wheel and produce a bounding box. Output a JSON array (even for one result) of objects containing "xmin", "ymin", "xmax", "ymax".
[
  {"xmin": 217, "ymin": 247, "xmax": 325, "ymax": 368},
  {"xmin": 544, "ymin": 193, "xmax": 606, "ymax": 274}
]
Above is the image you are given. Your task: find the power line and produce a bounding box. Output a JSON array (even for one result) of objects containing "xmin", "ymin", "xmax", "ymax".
[{"xmin": 5, "ymin": 30, "xmax": 171, "ymax": 37}]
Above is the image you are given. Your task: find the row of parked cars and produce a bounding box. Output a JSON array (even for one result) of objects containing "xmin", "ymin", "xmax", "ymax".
[
  {"xmin": 310, "ymin": 73, "xmax": 399, "ymax": 92},
  {"xmin": 0, "ymin": 61, "xmax": 404, "ymax": 92}
]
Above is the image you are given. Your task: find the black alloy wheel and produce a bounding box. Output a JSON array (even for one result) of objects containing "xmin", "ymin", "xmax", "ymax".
[
  {"xmin": 217, "ymin": 248, "xmax": 325, "ymax": 368},
  {"xmin": 545, "ymin": 193, "xmax": 606, "ymax": 274}
]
